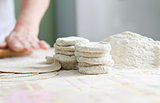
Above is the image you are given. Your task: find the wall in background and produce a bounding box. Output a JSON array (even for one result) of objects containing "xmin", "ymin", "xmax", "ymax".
[
  {"xmin": 77, "ymin": 0, "xmax": 107, "ymax": 41},
  {"xmin": 56, "ymin": 0, "xmax": 77, "ymax": 37},
  {"xmin": 76, "ymin": 0, "xmax": 160, "ymax": 41},
  {"xmin": 39, "ymin": 0, "xmax": 56, "ymax": 46},
  {"xmin": 15, "ymin": 0, "xmax": 160, "ymax": 44},
  {"xmin": 14, "ymin": 0, "xmax": 20, "ymax": 18},
  {"xmin": 14, "ymin": 0, "xmax": 56, "ymax": 46}
]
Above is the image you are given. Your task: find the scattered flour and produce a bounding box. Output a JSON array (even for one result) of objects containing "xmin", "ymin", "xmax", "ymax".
[{"xmin": 102, "ymin": 31, "xmax": 160, "ymax": 69}]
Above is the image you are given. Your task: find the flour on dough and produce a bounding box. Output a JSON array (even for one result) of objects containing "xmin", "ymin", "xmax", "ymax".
[
  {"xmin": 78, "ymin": 62, "xmax": 105, "ymax": 67},
  {"xmin": 53, "ymin": 54, "xmax": 76, "ymax": 62},
  {"xmin": 56, "ymin": 36, "xmax": 89, "ymax": 46},
  {"xmin": 75, "ymin": 42, "xmax": 111, "ymax": 53},
  {"xmin": 77, "ymin": 56, "xmax": 114, "ymax": 66},
  {"xmin": 79, "ymin": 66, "xmax": 111, "ymax": 75},
  {"xmin": 61, "ymin": 61, "xmax": 78, "ymax": 70},
  {"xmin": 0, "ymin": 57, "xmax": 61, "ymax": 74},
  {"xmin": 45, "ymin": 56, "xmax": 55, "ymax": 64},
  {"xmin": 0, "ymin": 72, "xmax": 58, "ymax": 82},
  {"xmin": 75, "ymin": 51, "xmax": 109, "ymax": 58},
  {"xmin": 54, "ymin": 49, "xmax": 74, "ymax": 56},
  {"xmin": 54, "ymin": 44, "xmax": 75, "ymax": 51}
]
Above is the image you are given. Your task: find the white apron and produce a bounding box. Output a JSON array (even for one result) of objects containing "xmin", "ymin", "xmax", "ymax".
[{"xmin": 0, "ymin": 0, "xmax": 16, "ymax": 43}]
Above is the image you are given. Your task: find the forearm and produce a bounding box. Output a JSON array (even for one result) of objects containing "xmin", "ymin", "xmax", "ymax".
[
  {"xmin": 16, "ymin": 0, "xmax": 50, "ymax": 28},
  {"xmin": 0, "ymin": 0, "xmax": 50, "ymax": 51}
]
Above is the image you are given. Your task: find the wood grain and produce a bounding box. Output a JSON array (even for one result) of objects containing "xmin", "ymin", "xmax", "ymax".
[{"xmin": 0, "ymin": 49, "xmax": 31, "ymax": 58}]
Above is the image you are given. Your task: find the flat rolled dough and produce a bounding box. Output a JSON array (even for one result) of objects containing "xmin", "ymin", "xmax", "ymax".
[
  {"xmin": 0, "ymin": 58, "xmax": 61, "ymax": 74},
  {"xmin": 0, "ymin": 73, "xmax": 34, "ymax": 79},
  {"xmin": 0, "ymin": 72, "xmax": 58, "ymax": 82},
  {"xmin": 78, "ymin": 62, "xmax": 105, "ymax": 67},
  {"xmin": 0, "ymin": 49, "xmax": 31, "ymax": 58}
]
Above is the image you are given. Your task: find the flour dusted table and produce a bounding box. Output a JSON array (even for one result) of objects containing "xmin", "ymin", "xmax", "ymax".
[{"xmin": 0, "ymin": 49, "xmax": 160, "ymax": 103}]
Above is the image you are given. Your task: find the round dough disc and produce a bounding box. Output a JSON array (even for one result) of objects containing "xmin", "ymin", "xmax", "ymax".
[
  {"xmin": 56, "ymin": 36, "xmax": 89, "ymax": 46},
  {"xmin": 76, "ymin": 56, "xmax": 114, "ymax": 66},
  {"xmin": 79, "ymin": 66, "xmax": 112, "ymax": 75},
  {"xmin": 54, "ymin": 44, "xmax": 75, "ymax": 51},
  {"xmin": 75, "ymin": 51, "xmax": 109, "ymax": 58},
  {"xmin": 0, "ymin": 58, "xmax": 61, "ymax": 74},
  {"xmin": 75, "ymin": 42, "xmax": 111, "ymax": 53},
  {"xmin": 53, "ymin": 54, "xmax": 76, "ymax": 62},
  {"xmin": 78, "ymin": 62, "xmax": 104, "ymax": 67},
  {"xmin": 55, "ymin": 49, "xmax": 74, "ymax": 56}
]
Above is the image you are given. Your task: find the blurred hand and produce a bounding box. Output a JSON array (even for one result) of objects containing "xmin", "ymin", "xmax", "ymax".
[{"xmin": 0, "ymin": 24, "xmax": 50, "ymax": 53}]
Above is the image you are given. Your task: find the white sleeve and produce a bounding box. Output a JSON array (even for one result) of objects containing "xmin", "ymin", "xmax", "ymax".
[{"xmin": 0, "ymin": 0, "xmax": 16, "ymax": 43}]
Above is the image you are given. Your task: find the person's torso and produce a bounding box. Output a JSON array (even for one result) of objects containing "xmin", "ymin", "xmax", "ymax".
[{"xmin": 0, "ymin": 0, "xmax": 16, "ymax": 43}]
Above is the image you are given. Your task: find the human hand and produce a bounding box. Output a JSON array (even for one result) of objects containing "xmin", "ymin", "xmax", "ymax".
[{"xmin": 0, "ymin": 25, "xmax": 50, "ymax": 53}]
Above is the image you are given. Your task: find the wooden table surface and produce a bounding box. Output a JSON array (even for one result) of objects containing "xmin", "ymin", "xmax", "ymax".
[{"xmin": 0, "ymin": 49, "xmax": 160, "ymax": 103}]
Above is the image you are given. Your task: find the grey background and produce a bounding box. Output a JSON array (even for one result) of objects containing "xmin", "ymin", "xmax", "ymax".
[
  {"xmin": 15, "ymin": 0, "xmax": 160, "ymax": 44},
  {"xmin": 76, "ymin": 0, "xmax": 160, "ymax": 41},
  {"xmin": 56, "ymin": 0, "xmax": 77, "ymax": 37}
]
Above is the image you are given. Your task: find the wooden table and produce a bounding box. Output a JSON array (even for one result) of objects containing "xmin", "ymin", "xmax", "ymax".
[{"xmin": 0, "ymin": 49, "xmax": 160, "ymax": 103}]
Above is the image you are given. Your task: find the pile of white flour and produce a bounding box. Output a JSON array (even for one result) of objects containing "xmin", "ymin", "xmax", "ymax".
[{"xmin": 103, "ymin": 31, "xmax": 160, "ymax": 69}]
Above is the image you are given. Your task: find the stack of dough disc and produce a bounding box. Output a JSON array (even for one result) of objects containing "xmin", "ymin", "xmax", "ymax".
[
  {"xmin": 53, "ymin": 36, "xmax": 89, "ymax": 70},
  {"xmin": 75, "ymin": 42, "xmax": 114, "ymax": 75}
]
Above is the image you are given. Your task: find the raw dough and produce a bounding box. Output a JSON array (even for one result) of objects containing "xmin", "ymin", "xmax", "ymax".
[
  {"xmin": 53, "ymin": 54, "xmax": 77, "ymax": 70},
  {"xmin": 75, "ymin": 42, "xmax": 111, "ymax": 53},
  {"xmin": 0, "ymin": 58, "xmax": 61, "ymax": 74},
  {"xmin": 56, "ymin": 36, "xmax": 89, "ymax": 46},
  {"xmin": 76, "ymin": 56, "xmax": 114, "ymax": 66},
  {"xmin": 0, "ymin": 49, "xmax": 59, "ymax": 82},
  {"xmin": 78, "ymin": 62, "xmax": 105, "ymax": 67},
  {"xmin": 54, "ymin": 44, "xmax": 75, "ymax": 51},
  {"xmin": 55, "ymin": 49, "xmax": 74, "ymax": 56},
  {"xmin": 75, "ymin": 51, "xmax": 109, "ymax": 58},
  {"xmin": 53, "ymin": 54, "xmax": 76, "ymax": 62},
  {"xmin": 0, "ymin": 72, "xmax": 58, "ymax": 82},
  {"xmin": 45, "ymin": 56, "xmax": 55, "ymax": 64},
  {"xmin": 61, "ymin": 61, "xmax": 78, "ymax": 70},
  {"xmin": 79, "ymin": 66, "xmax": 111, "ymax": 75},
  {"xmin": 0, "ymin": 74, "xmax": 35, "ymax": 79}
]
